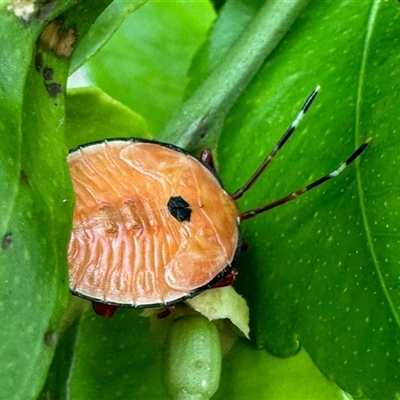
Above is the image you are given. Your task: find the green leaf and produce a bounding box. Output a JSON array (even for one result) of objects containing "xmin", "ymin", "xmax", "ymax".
[
  {"xmin": 37, "ymin": 297, "xmax": 88, "ymax": 400},
  {"xmin": 0, "ymin": 1, "xmax": 113, "ymax": 398},
  {"xmin": 157, "ymin": 0, "xmax": 309, "ymax": 152},
  {"xmin": 65, "ymin": 86, "xmax": 150, "ymax": 150},
  {"xmin": 69, "ymin": 0, "xmax": 147, "ymax": 74},
  {"xmin": 209, "ymin": 1, "xmax": 400, "ymax": 399},
  {"xmin": 68, "ymin": 307, "xmax": 348, "ymax": 400},
  {"xmin": 69, "ymin": 307, "xmax": 169, "ymax": 399},
  {"xmin": 215, "ymin": 341, "xmax": 350, "ymax": 400},
  {"xmin": 85, "ymin": 0, "xmax": 216, "ymax": 135},
  {"xmin": 184, "ymin": 0, "xmax": 265, "ymax": 100},
  {"xmin": 64, "ymin": 297, "xmax": 343, "ymax": 400},
  {"xmin": 19, "ymin": 0, "xmax": 400, "ymax": 399}
]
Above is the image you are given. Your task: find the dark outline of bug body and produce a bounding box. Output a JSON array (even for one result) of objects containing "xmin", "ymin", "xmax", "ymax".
[
  {"xmin": 68, "ymin": 137, "xmax": 243, "ymax": 311},
  {"xmin": 70, "ymin": 263, "xmax": 239, "ymax": 310},
  {"xmin": 68, "ymin": 87, "xmax": 370, "ymax": 317},
  {"xmin": 69, "ymin": 137, "xmax": 223, "ymax": 184}
]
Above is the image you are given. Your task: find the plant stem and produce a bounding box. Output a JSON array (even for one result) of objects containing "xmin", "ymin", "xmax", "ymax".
[{"xmin": 156, "ymin": 0, "xmax": 310, "ymax": 151}]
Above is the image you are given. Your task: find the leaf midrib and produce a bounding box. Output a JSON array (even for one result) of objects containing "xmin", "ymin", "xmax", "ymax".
[{"xmin": 355, "ymin": 0, "xmax": 400, "ymax": 326}]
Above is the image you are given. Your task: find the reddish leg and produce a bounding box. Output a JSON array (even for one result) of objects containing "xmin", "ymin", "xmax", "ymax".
[
  {"xmin": 157, "ymin": 305, "xmax": 176, "ymax": 319},
  {"xmin": 211, "ymin": 268, "xmax": 238, "ymax": 289},
  {"xmin": 199, "ymin": 149, "xmax": 215, "ymax": 170},
  {"xmin": 92, "ymin": 302, "xmax": 118, "ymax": 318}
]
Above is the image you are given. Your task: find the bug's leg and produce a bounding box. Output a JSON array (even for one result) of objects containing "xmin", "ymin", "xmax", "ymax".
[
  {"xmin": 199, "ymin": 149, "xmax": 215, "ymax": 170},
  {"xmin": 232, "ymin": 86, "xmax": 320, "ymax": 200},
  {"xmin": 210, "ymin": 268, "xmax": 239, "ymax": 289},
  {"xmin": 92, "ymin": 302, "xmax": 118, "ymax": 318},
  {"xmin": 240, "ymin": 138, "xmax": 371, "ymax": 221},
  {"xmin": 157, "ymin": 305, "xmax": 175, "ymax": 319}
]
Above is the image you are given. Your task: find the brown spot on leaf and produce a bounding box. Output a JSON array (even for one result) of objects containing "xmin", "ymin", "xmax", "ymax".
[
  {"xmin": 2, "ymin": 232, "xmax": 13, "ymax": 250},
  {"xmin": 39, "ymin": 19, "xmax": 77, "ymax": 58},
  {"xmin": 43, "ymin": 67, "xmax": 54, "ymax": 81},
  {"xmin": 46, "ymin": 82, "xmax": 62, "ymax": 98}
]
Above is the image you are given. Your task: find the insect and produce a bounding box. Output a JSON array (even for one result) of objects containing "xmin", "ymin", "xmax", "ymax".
[{"xmin": 67, "ymin": 87, "xmax": 370, "ymax": 317}]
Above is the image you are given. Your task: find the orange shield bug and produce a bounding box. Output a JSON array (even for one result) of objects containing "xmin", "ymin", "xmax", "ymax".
[{"xmin": 67, "ymin": 87, "xmax": 370, "ymax": 317}]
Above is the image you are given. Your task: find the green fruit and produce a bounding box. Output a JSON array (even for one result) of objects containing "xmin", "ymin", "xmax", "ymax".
[{"xmin": 162, "ymin": 315, "xmax": 222, "ymax": 400}]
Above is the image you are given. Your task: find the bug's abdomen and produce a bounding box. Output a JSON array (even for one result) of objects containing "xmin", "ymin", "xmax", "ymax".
[{"xmin": 68, "ymin": 141, "xmax": 240, "ymax": 307}]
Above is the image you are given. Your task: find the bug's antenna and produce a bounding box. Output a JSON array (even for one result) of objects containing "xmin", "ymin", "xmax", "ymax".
[
  {"xmin": 231, "ymin": 86, "xmax": 320, "ymax": 201},
  {"xmin": 239, "ymin": 138, "xmax": 371, "ymax": 221}
]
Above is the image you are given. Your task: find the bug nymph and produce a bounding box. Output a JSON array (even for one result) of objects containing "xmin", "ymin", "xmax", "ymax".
[{"xmin": 67, "ymin": 87, "xmax": 370, "ymax": 317}]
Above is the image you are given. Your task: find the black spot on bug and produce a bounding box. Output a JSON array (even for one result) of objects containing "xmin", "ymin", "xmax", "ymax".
[
  {"xmin": 168, "ymin": 196, "xmax": 192, "ymax": 222},
  {"xmin": 43, "ymin": 67, "xmax": 54, "ymax": 81},
  {"xmin": 44, "ymin": 330, "xmax": 57, "ymax": 347},
  {"xmin": 2, "ymin": 232, "xmax": 13, "ymax": 250},
  {"xmin": 46, "ymin": 82, "xmax": 62, "ymax": 98}
]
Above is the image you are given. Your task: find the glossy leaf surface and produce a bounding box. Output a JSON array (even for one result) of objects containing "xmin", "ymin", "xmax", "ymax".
[
  {"xmin": 0, "ymin": 1, "xmax": 113, "ymax": 398},
  {"xmin": 85, "ymin": 0, "xmax": 215, "ymax": 135},
  {"xmin": 69, "ymin": 0, "xmax": 147, "ymax": 73},
  {"xmin": 65, "ymin": 86, "xmax": 150, "ymax": 150},
  {"xmin": 212, "ymin": 1, "xmax": 400, "ymax": 399}
]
